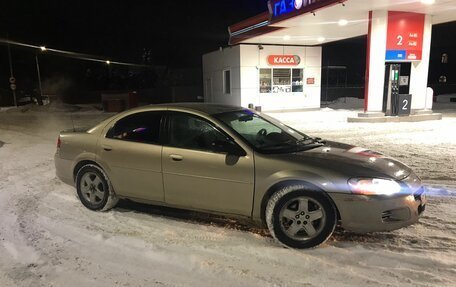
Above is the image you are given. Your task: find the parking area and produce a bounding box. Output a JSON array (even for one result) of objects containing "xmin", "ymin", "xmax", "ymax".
[{"xmin": 0, "ymin": 105, "xmax": 455, "ymax": 287}]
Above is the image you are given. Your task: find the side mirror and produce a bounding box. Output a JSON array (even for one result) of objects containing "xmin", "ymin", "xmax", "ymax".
[{"xmin": 211, "ymin": 140, "xmax": 246, "ymax": 157}]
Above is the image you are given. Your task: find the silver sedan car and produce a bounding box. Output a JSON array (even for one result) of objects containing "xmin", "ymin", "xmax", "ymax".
[{"xmin": 55, "ymin": 103, "xmax": 426, "ymax": 248}]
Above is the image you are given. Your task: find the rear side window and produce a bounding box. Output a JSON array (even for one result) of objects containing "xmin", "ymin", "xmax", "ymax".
[{"xmin": 107, "ymin": 112, "xmax": 162, "ymax": 144}]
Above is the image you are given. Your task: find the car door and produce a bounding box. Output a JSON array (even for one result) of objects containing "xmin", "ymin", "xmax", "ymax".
[
  {"xmin": 98, "ymin": 111, "xmax": 164, "ymax": 202},
  {"xmin": 162, "ymin": 112, "xmax": 255, "ymax": 216}
]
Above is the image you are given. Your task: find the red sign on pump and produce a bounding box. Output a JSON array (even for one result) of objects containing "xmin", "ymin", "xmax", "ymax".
[
  {"xmin": 386, "ymin": 11, "xmax": 425, "ymax": 61},
  {"xmin": 267, "ymin": 55, "xmax": 301, "ymax": 66}
]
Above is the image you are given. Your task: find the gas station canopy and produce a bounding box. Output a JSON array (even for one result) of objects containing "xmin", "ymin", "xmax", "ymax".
[
  {"xmin": 229, "ymin": 0, "xmax": 456, "ymax": 46},
  {"xmin": 222, "ymin": 0, "xmax": 456, "ymax": 120}
]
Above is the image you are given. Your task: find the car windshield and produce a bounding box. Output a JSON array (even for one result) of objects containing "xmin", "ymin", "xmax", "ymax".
[{"xmin": 214, "ymin": 110, "xmax": 321, "ymax": 154}]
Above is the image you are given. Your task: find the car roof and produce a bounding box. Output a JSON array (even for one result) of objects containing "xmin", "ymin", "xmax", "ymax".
[{"xmin": 152, "ymin": 103, "xmax": 245, "ymax": 115}]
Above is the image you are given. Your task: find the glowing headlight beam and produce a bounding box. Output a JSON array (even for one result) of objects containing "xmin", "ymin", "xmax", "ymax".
[
  {"xmin": 0, "ymin": 38, "xmax": 149, "ymax": 68},
  {"xmin": 348, "ymin": 178, "xmax": 402, "ymax": 196}
]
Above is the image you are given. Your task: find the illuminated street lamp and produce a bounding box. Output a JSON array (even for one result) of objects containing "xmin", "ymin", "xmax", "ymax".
[
  {"xmin": 36, "ymin": 46, "xmax": 46, "ymax": 104},
  {"xmin": 106, "ymin": 60, "xmax": 111, "ymax": 65}
]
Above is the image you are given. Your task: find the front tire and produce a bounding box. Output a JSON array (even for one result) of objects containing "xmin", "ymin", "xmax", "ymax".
[
  {"xmin": 76, "ymin": 164, "xmax": 118, "ymax": 211},
  {"xmin": 266, "ymin": 185, "xmax": 337, "ymax": 249}
]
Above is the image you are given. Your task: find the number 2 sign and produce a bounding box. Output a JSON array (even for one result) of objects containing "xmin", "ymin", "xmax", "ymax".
[
  {"xmin": 386, "ymin": 11, "xmax": 425, "ymax": 61},
  {"xmin": 397, "ymin": 35, "xmax": 403, "ymax": 46},
  {"xmin": 402, "ymin": 99, "xmax": 409, "ymax": 111},
  {"xmin": 397, "ymin": 94, "xmax": 411, "ymax": 116}
]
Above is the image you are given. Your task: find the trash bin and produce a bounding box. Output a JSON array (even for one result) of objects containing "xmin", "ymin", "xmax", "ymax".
[
  {"xmin": 128, "ymin": 91, "xmax": 138, "ymax": 108},
  {"xmin": 103, "ymin": 99, "xmax": 125, "ymax": 113},
  {"xmin": 397, "ymin": 94, "xmax": 412, "ymax": 116},
  {"xmin": 101, "ymin": 92, "xmax": 138, "ymax": 112}
]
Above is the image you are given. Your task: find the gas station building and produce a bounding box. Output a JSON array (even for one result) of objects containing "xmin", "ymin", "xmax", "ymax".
[{"xmin": 203, "ymin": 0, "xmax": 456, "ymax": 121}]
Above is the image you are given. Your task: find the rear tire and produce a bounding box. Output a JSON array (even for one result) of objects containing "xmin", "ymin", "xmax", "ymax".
[
  {"xmin": 76, "ymin": 164, "xmax": 118, "ymax": 211},
  {"xmin": 266, "ymin": 185, "xmax": 337, "ymax": 249}
]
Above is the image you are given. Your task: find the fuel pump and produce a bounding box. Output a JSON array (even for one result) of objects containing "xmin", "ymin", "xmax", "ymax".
[
  {"xmin": 390, "ymin": 64, "xmax": 400, "ymax": 116},
  {"xmin": 383, "ymin": 64, "xmax": 401, "ymax": 116}
]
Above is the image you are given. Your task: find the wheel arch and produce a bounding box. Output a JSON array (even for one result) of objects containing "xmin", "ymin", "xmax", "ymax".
[
  {"xmin": 260, "ymin": 180, "xmax": 341, "ymax": 225},
  {"xmin": 73, "ymin": 160, "xmax": 103, "ymax": 182}
]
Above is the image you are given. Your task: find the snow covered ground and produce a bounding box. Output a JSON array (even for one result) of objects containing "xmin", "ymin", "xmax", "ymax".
[{"xmin": 0, "ymin": 104, "xmax": 455, "ymax": 287}]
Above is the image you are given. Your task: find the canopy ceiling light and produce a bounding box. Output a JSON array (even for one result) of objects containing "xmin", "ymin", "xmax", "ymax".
[{"xmin": 421, "ymin": 0, "xmax": 435, "ymax": 5}]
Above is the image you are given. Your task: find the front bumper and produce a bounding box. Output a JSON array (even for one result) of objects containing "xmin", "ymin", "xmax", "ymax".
[{"xmin": 330, "ymin": 186, "xmax": 426, "ymax": 233}]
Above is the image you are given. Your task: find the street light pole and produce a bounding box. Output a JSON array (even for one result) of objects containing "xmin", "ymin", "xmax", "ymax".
[
  {"xmin": 35, "ymin": 54, "xmax": 43, "ymax": 101},
  {"xmin": 6, "ymin": 34, "xmax": 17, "ymax": 107}
]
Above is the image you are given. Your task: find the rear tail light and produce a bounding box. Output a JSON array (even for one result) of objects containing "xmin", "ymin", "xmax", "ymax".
[{"xmin": 57, "ymin": 136, "xmax": 61, "ymax": 149}]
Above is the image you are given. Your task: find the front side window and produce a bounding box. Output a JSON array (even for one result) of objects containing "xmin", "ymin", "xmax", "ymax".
[
  {"xmin": 107, "ymin": 112, "xmax": 162, "ymax": 144},
  {"xmin": 215, "ymin": 110, "xmax": 319, "ymax": 154},
  {"xmin": 168, "ymin": 113, "xmax": 233, "ymax": 153}
]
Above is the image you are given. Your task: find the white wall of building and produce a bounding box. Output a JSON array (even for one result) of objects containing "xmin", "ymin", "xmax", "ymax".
[
  {"xmin": 239, "ymin": 45, "xmax": 322, "ymax": 111},
  {"xmin": 202, "ymin": 46, "xmax": 241, "ymax": 106},
  {"xmin": 203, "ymin": 44, "xmax": 322, "ymax": 111}
]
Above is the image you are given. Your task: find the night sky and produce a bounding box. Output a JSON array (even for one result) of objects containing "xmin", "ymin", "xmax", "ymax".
[
  {"xmin": 0, "ymin": 0, "xmax": 270, "ymax": 103},
  {"xmin": 0, "ymin": 0, "xmax": 268, "ymax": 67},
  {"xmin": 0, "ymin": 0, "xmax": 454, "ymax": 104}
]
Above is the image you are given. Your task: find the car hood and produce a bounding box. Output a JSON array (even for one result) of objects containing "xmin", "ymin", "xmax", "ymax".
[{"xmin": 277, "ymin": 140, "xmax": 411, "ymax": 180}]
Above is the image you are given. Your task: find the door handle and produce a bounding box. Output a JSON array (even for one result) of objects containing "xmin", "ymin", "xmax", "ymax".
[
  {"xmin": 169, "ymin": 154, "xmax": 183, "ymax": 161},
  {"xmin": 102, "ymin": 145, "xmax": 113, "ymax": 151}
]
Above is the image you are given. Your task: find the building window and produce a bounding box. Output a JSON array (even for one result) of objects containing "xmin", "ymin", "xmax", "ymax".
[
  {"xmin": 272, "ymin": 69, "xmax": 291, "ymax": 93},
  {"xmin": 259, "ymin": 69, "xmax": 272, "ymax": 93},
  {"xmin": 441, "ymin": 53, "xmax": 448, "ymax": 64},
  {"xmin": 223, "ymin": 69, "xmax": 231, "ymax": 94},
  {"xmin": 292, "ymin": 69, "xmax": 304, "ymax": 92},
  {"xmin": 259, "ymin": 68, "xmax": 304, "ymax": 94}
]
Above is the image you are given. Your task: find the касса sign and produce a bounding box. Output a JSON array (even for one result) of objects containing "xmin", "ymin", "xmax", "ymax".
[{"xmin": 267, "ymin": 55, "xmax": 301, "ymax": 66}]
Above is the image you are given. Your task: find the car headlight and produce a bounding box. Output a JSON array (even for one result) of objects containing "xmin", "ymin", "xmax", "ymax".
[{"xmin": 348, "ymin": 178, "xmax": 402, "ymax": 196}]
